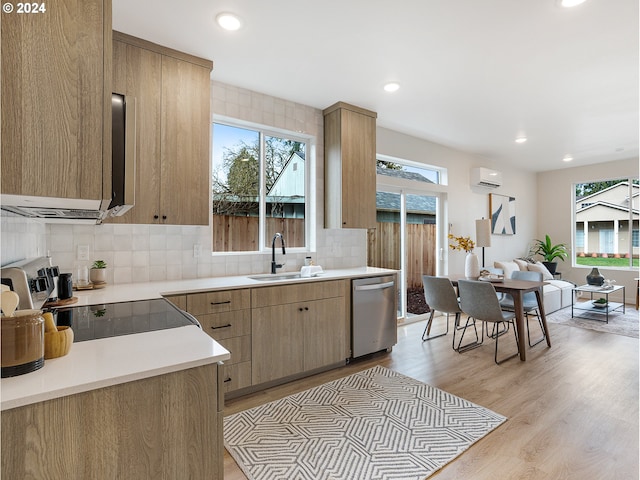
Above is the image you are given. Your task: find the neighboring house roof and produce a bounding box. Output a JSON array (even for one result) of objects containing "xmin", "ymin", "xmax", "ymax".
[
  {"xmin": 376, "ymin": 191, "xmax": 436, "ymax": 215},
  {"xmin": 376, "ymin": 166, "xmax": 434, "ymax": 183}
]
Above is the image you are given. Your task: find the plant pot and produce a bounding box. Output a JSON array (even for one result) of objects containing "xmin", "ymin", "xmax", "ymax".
[
  {"xmin": 542, "ymin": 261, "xmax": 557, "ymax": 274},
  {"xmin": 89, "ymin": 268, "xmax": 106, "ymax": 284}
]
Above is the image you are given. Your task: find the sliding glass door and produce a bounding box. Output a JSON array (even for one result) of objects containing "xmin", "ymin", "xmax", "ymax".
[{"xmin": 369, "ymin": 187, "xmax": 444, "ymax": 322}]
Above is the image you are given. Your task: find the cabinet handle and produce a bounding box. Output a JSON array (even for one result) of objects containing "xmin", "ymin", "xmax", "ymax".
[
  {"xmin": 211, "ymin": 300, "xmax": 231, "ymax": 305},
  {"xmin": 224, "ymin": 377, "xmax": 232, "ymax": 383},
  {"xmin": 211, "ymin": 324, "xmax": 232, "ymax": 330},
  {"xmin": 298, "ymin": 306, "xmax": 309, "ymax": 312},
  {"xmin": 153, "ymin": 215, "xmax": 159, "ymax": 220},
  {"xmin": 162, "ymin": 215, "xmax": 167, "ymax": 220}
]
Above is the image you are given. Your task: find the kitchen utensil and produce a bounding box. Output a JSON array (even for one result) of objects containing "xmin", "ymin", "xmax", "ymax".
[
  {"xmin": 1, "ymin": 290, "xmax": 20, "ymax": 317},
  {"xmin": 1, "ymin": 309, "xmax": 45, "ymax": 377},
  {"xmin": 44, "ymin": 325, "xmax": 73, "ymax": 359}
]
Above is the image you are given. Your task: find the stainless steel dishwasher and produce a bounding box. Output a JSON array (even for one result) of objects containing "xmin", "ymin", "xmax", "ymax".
[{"xmin": 351, "ymin": 275, "xmax": 397, "ymax": 358}]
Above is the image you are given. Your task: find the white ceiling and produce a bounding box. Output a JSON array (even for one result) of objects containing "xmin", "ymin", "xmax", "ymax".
[{"xmin": 112, "ymin": 0, "xmax": 639, "ymax": 173}]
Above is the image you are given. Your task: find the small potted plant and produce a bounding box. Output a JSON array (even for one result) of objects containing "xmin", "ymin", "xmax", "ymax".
[
  {"xmin": 89, "ymin": 260, "xmax": 107, "ymax": 285},
  {"xmin": 532, "ymin": 235, "xmax": 568, "ymax": 274}
]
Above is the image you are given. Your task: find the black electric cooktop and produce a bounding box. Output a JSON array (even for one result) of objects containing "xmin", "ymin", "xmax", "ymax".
[{"xmin": 51, "ymin": 298, "xmax": 200, "ymax": 343}]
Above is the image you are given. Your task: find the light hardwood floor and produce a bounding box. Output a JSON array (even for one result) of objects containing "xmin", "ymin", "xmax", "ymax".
[{"xmin": 224, "ymin": 315, "xmax": 639, "ymax": 480}]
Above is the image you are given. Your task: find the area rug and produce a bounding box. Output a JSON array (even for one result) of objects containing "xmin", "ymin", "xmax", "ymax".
[
  {"xmin": 546, "ymin": 304, "xmax": 639, "ymax": 338},
  {"xmin": 224, "ymin": 365, "xmax": 506, "ymax": 480}
]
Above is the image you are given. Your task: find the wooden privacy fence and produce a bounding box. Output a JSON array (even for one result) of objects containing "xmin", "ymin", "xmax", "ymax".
[
  {"xmin": 368, "ymin": 222, "xmax": 437, "ymax": 288},
  {"xmin": 212, "ymin": 215, "xmax": 305, "ymax": 251}
]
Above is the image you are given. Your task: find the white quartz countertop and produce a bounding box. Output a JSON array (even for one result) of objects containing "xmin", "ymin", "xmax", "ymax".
[
  {"xmin": 70, "ymin": 267, "xmax": 398, "ymax": 306},
  {"xmin": 1, "ymin": 325, "xmax": 230, "ymax": 411},
  {"xmin": 1, "ymin": 266, "xmax": 395, "ymax": 411}
]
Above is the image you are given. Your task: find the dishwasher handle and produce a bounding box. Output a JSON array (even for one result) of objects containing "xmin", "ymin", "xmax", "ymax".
[{"xmin": 354, "ymin": 281, "xmax": 395, "ymax": 291}]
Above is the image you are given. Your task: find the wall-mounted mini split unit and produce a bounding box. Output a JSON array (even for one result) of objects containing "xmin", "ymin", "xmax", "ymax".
[{"xmin": 470, "ymin": 167, "xmax": 502, "ymax": 189}]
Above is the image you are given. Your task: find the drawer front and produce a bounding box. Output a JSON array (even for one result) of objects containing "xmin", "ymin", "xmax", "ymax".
[
  {"xmin": 251, "ymin": 280, "xmax": 345, "ymax": 308},
  {"xmin": 216, "ymin": 335, "xmax": 251, "ymax": 365},
  {"xmin": 187, "ymin": 289, "xmax": 250, "ymax": 315},
  {"xmin": 221, "ymin": 361, "xmax": 252, "ymax": 393},
  {"xmin": 199, "ymin": 310, "xmax": 251, "ymax": 341}
]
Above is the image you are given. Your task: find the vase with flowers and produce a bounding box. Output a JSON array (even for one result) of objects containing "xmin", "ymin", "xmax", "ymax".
[{"xmin": 449, "ymin": 233, "xmax": 479, "ymax": 278}]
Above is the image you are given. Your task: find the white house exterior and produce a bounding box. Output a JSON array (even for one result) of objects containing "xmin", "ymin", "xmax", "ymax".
[{"xmin": 575, "ymin": 182, "xmax": 639, "ymax": 256}]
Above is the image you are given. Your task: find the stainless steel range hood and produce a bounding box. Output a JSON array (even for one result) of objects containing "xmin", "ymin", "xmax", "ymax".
[
  {"xmin": 0, "ymin": 94, "xmax": 135, "ymax": 224},
  {"xmin": 0, "ymin": 195, "xmax": 112, "ymax": 224}
]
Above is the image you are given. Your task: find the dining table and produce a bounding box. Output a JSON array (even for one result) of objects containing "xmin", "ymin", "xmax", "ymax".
[{"xmin": 447, "ymin": 275, "xmax": 551, "ymax": 361}]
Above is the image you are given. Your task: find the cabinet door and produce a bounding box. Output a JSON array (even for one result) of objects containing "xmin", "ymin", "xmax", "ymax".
[
  {"xmin": 252, "ymin": 304, "xmax": 304, "ymax": 384},
  {"xmin": 323, "ymin": 103, "xmax": 377, "ymax": 229},
  {"xmin": 160, "ymin": 57, "xmax": 211, "ymax": 225},
  {"xmin": 109, "ymin": 40, "xmax": 162, "ymax": 224},
  {"xmin": 340, "ymin": 108, "xmax": 376, "ymax": 229},
  {"xmin": 304, "ymin": 298, "xmax": 347, "ymax": 371},
  {"xmin": 1, "ymin": 0, "xmax": 111, "ymax": 201}
]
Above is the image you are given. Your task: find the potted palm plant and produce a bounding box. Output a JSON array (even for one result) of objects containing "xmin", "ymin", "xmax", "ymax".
[{"xmin": 532, "ymin": 235, "xmax": 568, "ymax": 274}]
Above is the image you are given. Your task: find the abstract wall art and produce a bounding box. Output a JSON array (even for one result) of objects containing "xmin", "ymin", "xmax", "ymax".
[{"xmin": 489, "ymin": 193, "xmax": 516, "ymax": 235}]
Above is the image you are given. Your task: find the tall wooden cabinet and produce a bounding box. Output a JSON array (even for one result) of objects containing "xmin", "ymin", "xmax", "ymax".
[
  {"xmin": 110, "ymin": 32, "xmax": 212, "ymax": 225},
  {"xmin": 323, "ymin": 102, "xmax": 377, "ymax": 229},
  {"xmin": 1, "ymin": 0, "xmax": 112, "ymax": 203}
]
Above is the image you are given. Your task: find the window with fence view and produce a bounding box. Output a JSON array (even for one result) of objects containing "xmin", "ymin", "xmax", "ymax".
[{"xmin": 212, "ymin": 123, "xmax": 308, "ymax": 252}]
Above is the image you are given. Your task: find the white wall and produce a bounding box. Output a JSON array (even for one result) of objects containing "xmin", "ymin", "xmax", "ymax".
[
  {"xmin": 376, "ymin": 127, "xmax": 539, "ymax": 274},
  {"xmin": 537, "ymin": 157, "xmax": 639, "ymax": 300}
]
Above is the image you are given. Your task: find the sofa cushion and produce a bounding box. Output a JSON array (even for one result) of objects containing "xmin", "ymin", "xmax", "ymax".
[
  {"xmin": 527, "ymin": 261, "xmax": 554, "ymax": 280},
  {"xmin": 513, "ymin": 258, "xmax": 529, "ymax": 270}
]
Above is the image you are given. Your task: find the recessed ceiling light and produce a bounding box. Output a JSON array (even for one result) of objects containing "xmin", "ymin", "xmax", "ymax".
[
  {"xmin": 383, "ymin": 82, "xmax": 400, "ymax": 93},
  {"xmin": 216, "ymin": 12, "xmax": 242, "ymax": 31},
  {"xmin": 515, "ymin": 137, "xmax": 527, "ymax": 144},
  {"xmin": 563, "ymin": 155, "xmax": 574, "ymax": 162},
  {"xmin": 558, "ymin": 0, "xmax": 587, "ymax": 7}
]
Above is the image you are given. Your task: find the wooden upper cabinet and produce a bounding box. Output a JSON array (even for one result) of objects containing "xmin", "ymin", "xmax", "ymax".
[
  {"xmin": 323, "ymin": 102, "xmax": 377, "ymax": 229},
  {"xmin": 1, "ymin": 0, "xmax": 112, "ymax": 201},
  {"xmin": 161, "ymin": 56, "xmax": 211, "ymax": 225},
  {"xmin": 109, "ymin": 32, "xmax": 212, "ymax": 226}
]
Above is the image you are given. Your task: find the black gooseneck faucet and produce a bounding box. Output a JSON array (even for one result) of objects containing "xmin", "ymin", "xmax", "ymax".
[{"xmin": 271, "ymin": 233, "xmax": 286, "ymax": 274}]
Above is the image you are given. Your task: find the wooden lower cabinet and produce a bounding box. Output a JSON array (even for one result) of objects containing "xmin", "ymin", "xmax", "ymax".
[
  {"xmin": 182, "ymin": 280, "xmax": 348, "ymax": 395},
  {"xmin": 251, "ymin": 282, "xmax": 347, "ymax": 385},
  {"xmin": 1, "ymin": 363, "xmax": 222, "ymax": 480}
]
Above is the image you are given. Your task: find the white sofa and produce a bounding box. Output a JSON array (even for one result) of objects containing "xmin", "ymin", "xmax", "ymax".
[{"xmin": 493, "ymin": 259, "xmax": 575, "ymax": 314}]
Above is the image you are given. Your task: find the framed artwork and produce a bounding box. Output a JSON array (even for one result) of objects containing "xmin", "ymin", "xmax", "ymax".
[{"xmin": 490, "ymin": 194, "xmax": 516, "ymax": 235}]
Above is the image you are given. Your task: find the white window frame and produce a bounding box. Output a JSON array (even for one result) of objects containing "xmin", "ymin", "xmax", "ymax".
[{"xmin": 212, "ymin": 117, "xmax": 314, "ymax": 254}]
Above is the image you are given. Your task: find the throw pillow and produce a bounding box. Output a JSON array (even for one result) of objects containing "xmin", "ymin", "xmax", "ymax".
[
  {"xmin": 527, "ymin": 261, "xmax": 554, "ymax": 280},
  {"xmin": 494, "ymin": 260, "xmax": 520, "ymax": 279},
  {"xmin": 513, "ymin": 258, "xmax": 529, "ymax": 271}
]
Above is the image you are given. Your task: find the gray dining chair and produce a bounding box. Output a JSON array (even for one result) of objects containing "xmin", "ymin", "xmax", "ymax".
[
  {"xmin": 500, "ymin": 270, "xmax": 547, "ymax": 347},
  {"xmin": 457, "ymin": 279, "xmax": 520, "ymax": 364},
  {"xmin": 421, "ymin": 276, "xmax": 463, "ymax": 346}
]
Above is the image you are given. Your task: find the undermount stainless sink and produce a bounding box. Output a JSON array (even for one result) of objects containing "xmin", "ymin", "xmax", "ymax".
[{"xmin": 248, "ymin": 273, "xmax": 303, "ymax": 281}]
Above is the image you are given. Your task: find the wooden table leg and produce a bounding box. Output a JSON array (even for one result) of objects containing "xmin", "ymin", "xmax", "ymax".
[
  {"xmin": 535, "ymin": 289, "xmax": 551, "ymax": 348},
  {"xmin": 512, "ymin": 291, "xmax": 526, "ymax": 361}
]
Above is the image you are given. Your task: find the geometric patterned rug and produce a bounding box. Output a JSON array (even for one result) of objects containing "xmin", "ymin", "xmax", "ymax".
[{"xmin": 224, "ymin": 365, "xmax": 506, "ymax": 480}]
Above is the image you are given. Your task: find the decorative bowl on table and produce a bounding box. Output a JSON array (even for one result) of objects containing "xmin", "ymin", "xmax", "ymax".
[
  {"xmin": 479, "ymin": 273, "xmax": 504, "ymax": 283},
  {"xmin": 592, "ymin": 298, "xmax": 608, "ymax": 309}
]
